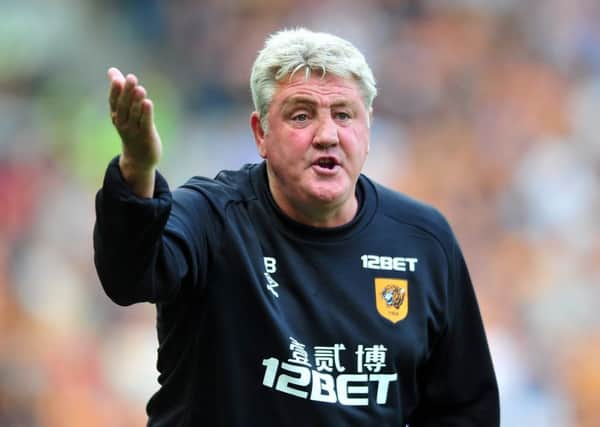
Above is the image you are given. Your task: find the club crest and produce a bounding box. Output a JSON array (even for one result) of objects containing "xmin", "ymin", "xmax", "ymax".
[{"xmin": 374, "ymin": 278, "xmax": 408, "ymax": 323}]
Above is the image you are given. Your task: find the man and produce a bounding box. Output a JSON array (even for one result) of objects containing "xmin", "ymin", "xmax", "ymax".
[{"xmin": 94, "ymin": 28, "xmax": 499, "ymax": 426}]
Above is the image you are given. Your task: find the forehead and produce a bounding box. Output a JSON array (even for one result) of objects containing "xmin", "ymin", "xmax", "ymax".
[{"xmin": 272, "ymin": 72, "xmax": 364, "ymax": 106}]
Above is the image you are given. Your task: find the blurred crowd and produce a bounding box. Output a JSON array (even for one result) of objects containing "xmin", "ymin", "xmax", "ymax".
[{"xmin": 1, "ymin": 0, "xmax": 600, "ymax": 425}]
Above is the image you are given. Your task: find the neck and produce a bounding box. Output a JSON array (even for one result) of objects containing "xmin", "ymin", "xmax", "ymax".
[{"xmin": 285, "ymin": 196, "xmax": 358, "ymax": 228}]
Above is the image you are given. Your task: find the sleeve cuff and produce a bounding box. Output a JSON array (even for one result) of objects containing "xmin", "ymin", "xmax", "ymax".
[
  {"xmin": 103, "ymin": 155, "xmax": 171, "ymax": 202},
  {"xmin": 95, "ymin": 156, "xmax": 172, "ymax": 234}
]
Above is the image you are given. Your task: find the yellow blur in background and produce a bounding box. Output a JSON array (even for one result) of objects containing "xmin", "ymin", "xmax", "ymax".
[{"xmin": 1, "ymin": 0, "xmax": 599, "ymax": 426}]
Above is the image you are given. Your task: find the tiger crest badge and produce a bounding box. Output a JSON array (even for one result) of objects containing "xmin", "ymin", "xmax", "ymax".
[{"xmin": 374, "ymin": 278, "xmax": 408, "ymax": 323}]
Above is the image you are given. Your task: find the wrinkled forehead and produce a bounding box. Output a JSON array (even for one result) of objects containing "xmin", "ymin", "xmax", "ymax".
[{"xmin": 272, "ymin": 72, "xmax": 365, "ymax": 105}]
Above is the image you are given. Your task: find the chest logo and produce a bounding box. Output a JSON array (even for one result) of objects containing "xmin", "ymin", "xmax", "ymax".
[
  {"xmin": 375, "ymin": 278, "xmax": 408, "ymax": 323},
  {"xmin": 263, "ymin": 257, "xmax": 279, "ymax": 298}
]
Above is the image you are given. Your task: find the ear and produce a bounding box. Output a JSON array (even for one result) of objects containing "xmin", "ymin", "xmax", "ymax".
[
  {"xmin": 250, "ymin": 111, "xmax": 267, "ymax": 159},
  {"xmin": 367, "ymin": 108, "xmax": 373, "ymax": 154}
]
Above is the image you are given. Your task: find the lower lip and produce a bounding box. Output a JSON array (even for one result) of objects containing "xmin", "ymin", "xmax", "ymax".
[{"xmin": 311, "ymin": 164, "xmax": 340, "ymax": 175}]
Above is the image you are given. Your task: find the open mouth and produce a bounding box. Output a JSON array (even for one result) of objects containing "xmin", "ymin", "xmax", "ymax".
[{"xmin": 315, "ymin": 157, "xmax": 337, "ymax": 170}]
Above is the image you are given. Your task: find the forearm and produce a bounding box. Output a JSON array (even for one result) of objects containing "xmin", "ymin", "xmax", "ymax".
[{"xmin": 94, "ymin": 157, "xmax": 183, "ymax": 305}]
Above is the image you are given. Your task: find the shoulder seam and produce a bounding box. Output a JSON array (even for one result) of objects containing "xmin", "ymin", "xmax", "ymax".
[{"xmin": 380, "ymin": 210, "xmax": 450, "ymax": 259}]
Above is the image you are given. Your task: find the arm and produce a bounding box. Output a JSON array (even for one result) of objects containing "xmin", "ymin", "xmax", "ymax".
[
  {"xmin": 94, "ymin": 158, "xmax": 182, "ymax": 305},
  {"xmin": 409, "ymin": 239, "xmax": 500, "ymax": 426},
  {"xmin": 93, "ymin": 68, "xmax": 196, "ymax": 305}
]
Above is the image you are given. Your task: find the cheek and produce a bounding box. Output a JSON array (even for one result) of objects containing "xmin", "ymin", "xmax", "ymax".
[
  {"xmin": 279, "ymin": 129, "xmax": 313, "ymax": 156},
  {"xmin": 343, "ymin": 127, "xmax": 370, "ymax": 156}
]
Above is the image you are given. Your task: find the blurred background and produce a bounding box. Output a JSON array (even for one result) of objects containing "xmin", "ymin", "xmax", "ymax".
[{"xmin": 1, "ymin": 0, "xmax": 599, "ymax": 425}]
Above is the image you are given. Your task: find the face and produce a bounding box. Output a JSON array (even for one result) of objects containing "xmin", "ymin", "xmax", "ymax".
[{"xmin": 251, "ymin": 72, "xmax": 371, "ymax": 227}]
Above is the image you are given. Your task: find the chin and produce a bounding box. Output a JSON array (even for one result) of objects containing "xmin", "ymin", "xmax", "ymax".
[
  {"xmin": 303, "ymin": 176, "xmax": 352, "ymax": 204},
  {"xmin": 310, "ymin": 187, "xmax": 348, "ymax": 205}
]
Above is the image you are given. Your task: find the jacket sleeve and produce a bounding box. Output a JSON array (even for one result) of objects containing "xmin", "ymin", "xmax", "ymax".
[
  {"xmin": 93, "ymin": 156, "xmax": 205, "ymax": 306},
  {"xmin": 409, "ymin": 237, "xmax": 500, "ymax": 426}
]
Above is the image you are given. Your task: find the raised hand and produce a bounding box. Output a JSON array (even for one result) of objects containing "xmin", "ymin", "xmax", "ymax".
[{"xmin": 108, "ymin": 67, "xmax": 162, "ymax": 197}]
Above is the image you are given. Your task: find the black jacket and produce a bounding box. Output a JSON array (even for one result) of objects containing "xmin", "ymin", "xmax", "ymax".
[{"xmin": 94, "ymin": 157, "xmax": 499, "ymax": 426}]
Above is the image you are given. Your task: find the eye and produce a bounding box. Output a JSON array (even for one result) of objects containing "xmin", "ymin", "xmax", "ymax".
[
  {"xmin": 292, "ymin": 113, "xmax": 309, "ymax": 122},
  {"xmin": 335, "ymin": 111, "xmax": 351, "ymax": 121}
]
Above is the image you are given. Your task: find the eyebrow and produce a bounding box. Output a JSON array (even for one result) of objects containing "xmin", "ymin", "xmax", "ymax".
[
  {"xmin": 281, "ymin": 96, "xmax": 317, "ymax": 109},
  {"xmin": 281, "ymin": 96, "xmax": 356, "ymax": 110}
]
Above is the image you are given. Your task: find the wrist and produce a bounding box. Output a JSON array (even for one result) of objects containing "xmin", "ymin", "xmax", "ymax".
[
  {"xmin": 119, "ymin": 153, "xmax": 156, "ymax": 173},
  {"xmin": 118, "ymin": 154, "xmax": 156, "ymax": 198}
]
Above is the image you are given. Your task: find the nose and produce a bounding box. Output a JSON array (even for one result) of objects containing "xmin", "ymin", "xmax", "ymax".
[{"xmin": 312, "ymin": 116, "xmax": 339, "ymax": 148}]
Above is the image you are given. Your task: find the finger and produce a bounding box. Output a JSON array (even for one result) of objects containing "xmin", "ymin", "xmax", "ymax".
[
  {"xmin": 107, "ymin": 67, "xmax": 125, "ymax": 82},
  {"xmin": 128, "ymin": 86, "xmax": 147, "ymax": 129},
  {"xmin": 109, "ymin": 80, "xmax": 124, "ymax": 115},
  {"xmin": 139, "ymin": 99, "xmax": 154, "ymax": 130},
  {"xmin": 115, "ymin": 73, "xmax": 138, "ymax": 126},
  {"xmin": 107, "ymin": 67, "xmax": 125, "ymax": 110}
]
